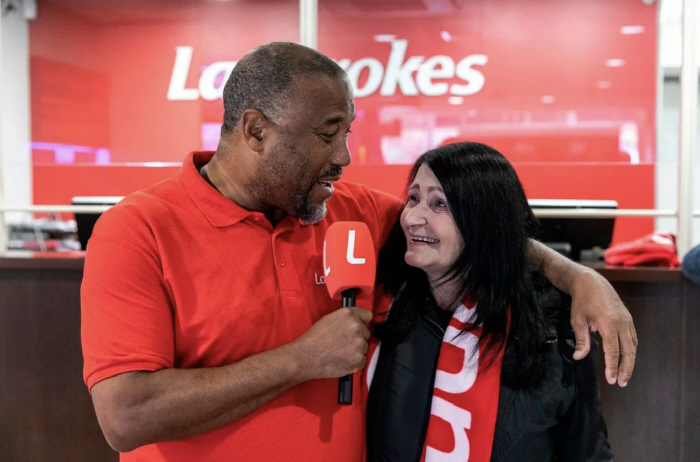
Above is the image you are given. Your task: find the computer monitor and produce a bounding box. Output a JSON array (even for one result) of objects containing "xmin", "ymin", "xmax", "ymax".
[
  {"xmin": 528, "ymin": 199, "xmax": 618, "ymax": 261},
  {"xmin": 71, "ymin": 196, "xmax": 123, "ymax": 250}
]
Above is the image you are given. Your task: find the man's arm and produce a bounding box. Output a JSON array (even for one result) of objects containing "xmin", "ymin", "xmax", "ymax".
[
  {"xmin": 90, "ymin": 306, "xmax": 372, "ymax": 453},
  {"xmin": 528, "ymin": 240, "xmax": 637, "ymax": 387}
]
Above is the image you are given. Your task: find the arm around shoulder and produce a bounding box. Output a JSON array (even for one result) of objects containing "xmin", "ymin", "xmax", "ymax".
[{"xmin": 527, "ymin": 240, "xmax": 637, "ymax": 387}]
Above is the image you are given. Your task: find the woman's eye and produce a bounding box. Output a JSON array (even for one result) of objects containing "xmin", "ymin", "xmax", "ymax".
[
  {"xmin": 432, "ymin": 199, "xmax": 448, "ymax": 210},
  {"xmin": 407, "ymin": 194, "xmax": 419, "ymax": 204}
]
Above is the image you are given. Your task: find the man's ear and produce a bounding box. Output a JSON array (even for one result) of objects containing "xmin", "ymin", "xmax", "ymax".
[{"xmin": 240, "ymin": 109, "xmax": 267, "ymax": 152}]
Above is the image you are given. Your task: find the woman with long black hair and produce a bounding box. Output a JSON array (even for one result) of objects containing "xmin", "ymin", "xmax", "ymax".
[{"xmin": 366, "ymin": 142, "xmax": 613, "ymax": 462}]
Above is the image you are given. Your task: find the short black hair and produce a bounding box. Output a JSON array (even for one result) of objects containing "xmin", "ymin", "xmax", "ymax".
[
  {"xmin": 221, "ymin": 42, "xmax": 348, "ymax": 133},
  {"xmin": 376, "ymin": 142, "xmax": 547, "ymax": 386}
]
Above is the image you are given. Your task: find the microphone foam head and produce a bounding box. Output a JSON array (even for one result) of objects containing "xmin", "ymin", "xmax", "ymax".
[{"xmin": 323, "ymin": 221, "xmax": 376, "ymax": 300}]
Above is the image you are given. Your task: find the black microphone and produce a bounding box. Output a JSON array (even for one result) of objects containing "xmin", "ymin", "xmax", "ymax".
[{"xmin": 323, "ymin": 222, "xmax": 376, "ymax": 404}]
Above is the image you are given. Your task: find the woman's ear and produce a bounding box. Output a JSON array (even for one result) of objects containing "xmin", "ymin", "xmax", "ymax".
[{"xmin": 240, "ymin": 109, "xmax": 266, "ymax": 151}]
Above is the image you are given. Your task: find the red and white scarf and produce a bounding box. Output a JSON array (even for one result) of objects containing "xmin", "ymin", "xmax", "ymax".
[{"xmin": 366, "ymin": 300, "xmax": 504, "ymax": 462}]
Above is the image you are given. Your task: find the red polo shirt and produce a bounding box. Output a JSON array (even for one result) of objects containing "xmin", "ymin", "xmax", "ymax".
[{"xmin": 81, "ymin": 152, "xmax": 403, "ymax": 462}]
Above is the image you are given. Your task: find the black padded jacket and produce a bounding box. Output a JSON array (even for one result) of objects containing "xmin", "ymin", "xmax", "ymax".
[{"xmin": 366, "ymin": 285, "xmax": 614, "ymax": 462}]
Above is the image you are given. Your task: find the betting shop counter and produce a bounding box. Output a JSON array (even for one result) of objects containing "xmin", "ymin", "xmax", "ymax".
[{"xmin": 0, "ymin": 252, "xmax": 698, "ymax": 462}]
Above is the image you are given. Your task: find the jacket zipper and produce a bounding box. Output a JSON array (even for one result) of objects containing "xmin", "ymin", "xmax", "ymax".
[{"xmin": 423, "ymin": 315, "xmax": 445, "ymax": 335}]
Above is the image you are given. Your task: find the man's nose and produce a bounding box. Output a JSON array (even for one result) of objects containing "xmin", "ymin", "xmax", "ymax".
[{"xmin": 332, "ymin": 138, "xmax": 352, "ymax": 167}]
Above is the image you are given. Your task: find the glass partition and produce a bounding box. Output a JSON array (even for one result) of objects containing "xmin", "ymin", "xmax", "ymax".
[
  {"xmin": 28, "ymin": 0, "xmax": 298, "ymax": 206},
  {"xmin": 317, "ymin": 0, "xmax": 658, "ymax": 245}
]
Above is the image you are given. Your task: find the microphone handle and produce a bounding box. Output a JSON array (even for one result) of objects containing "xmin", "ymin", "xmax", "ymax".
[{"xmin": 338, "ymin": 288, "xmax": 356, "ymax": 405}]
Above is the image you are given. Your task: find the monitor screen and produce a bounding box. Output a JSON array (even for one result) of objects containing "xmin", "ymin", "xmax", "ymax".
[
  {"xmin": 528, "ymin": 199, "xmax": 617, "ymax": 261},
  {"xmin": 71, "ymin": 196, "xmax": 123, "ymax": 250}
]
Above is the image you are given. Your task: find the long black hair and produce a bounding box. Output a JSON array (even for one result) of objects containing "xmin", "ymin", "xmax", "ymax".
[{"xmin": 375, "ymin": 141, "xmax": 547, "ymax": 386}]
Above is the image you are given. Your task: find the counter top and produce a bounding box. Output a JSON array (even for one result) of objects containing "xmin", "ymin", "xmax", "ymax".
[
  {"xmin": 583, "ymin": 262, "xmax": 685, "ymax": 283},
  {"xmin": 0, "ymin": 251, "xmax": 85, "ymax": 270},
  {"xmin": 0, "ymin": 252, "xmax": 688, "ymax": 283}
]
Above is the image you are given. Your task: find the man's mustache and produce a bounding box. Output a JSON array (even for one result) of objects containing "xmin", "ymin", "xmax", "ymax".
[{"xmin": 315, "ymin": 165, "xmax": 343, "ymax": 180}]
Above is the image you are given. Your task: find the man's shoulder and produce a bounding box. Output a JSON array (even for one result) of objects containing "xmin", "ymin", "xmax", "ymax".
[
  {"xmin": 330, "ymin": 181, "xmax": 402, "ymax": 217},
  {"xmin": 93, "ymin": 175, "xmax": 187, "ymax": 237},
  {"xmin": 325, "ymin": 182, "xmax": 403, "ymax": 246}
]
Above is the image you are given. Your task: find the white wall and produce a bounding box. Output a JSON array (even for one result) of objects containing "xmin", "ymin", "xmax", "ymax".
[
  {"xmin": 659, "ymin": 0, "xmax": 700, "ymax": 70},
  {"xmin": 656, "ymin": 79, "xmax": 700, "ymax": 246},
  {"xmin": 0, "ymin": 6, "xmax": 32, "ymax": 223},
  {"xmin": 656, "ymin": 0, "xmax": 700, "ymax": 249}
]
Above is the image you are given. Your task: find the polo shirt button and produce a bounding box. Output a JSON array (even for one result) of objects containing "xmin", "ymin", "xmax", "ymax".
[{"xmin": 279, "ymin": 259, "xmax": 286, "ymax": 267}]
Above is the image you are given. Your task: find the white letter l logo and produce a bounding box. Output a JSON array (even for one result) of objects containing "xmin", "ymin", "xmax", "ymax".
[{"xmin": 346, "ymin": 230, "xmax": 366, "ymax": 265}]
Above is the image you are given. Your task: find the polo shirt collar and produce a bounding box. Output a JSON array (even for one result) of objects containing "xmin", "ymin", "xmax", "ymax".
[{"xmin": 179, "ymin": 151, "xmax": 305, "ymax": 229}]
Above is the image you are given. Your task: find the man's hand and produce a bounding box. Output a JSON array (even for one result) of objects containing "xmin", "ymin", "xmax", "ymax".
[
  {"xmin": 90, "ymin": 307, "xmax": 373, "ymax": 452},
  {"xmin": 294, "ymin": 307, "xmax": 373, "ymax": 380},
  {"xmin": 569, "ymin": 270, "xmax": 638, "ymax": 387},
  {"xmin": 529, "ymin": 240, "xmax": 638, "ymax": 387}
]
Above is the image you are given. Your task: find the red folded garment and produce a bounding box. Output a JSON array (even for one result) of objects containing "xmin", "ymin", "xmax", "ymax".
[{"xmin": 604, "ymin": 231, "xmax": 680, "ymax": 267}]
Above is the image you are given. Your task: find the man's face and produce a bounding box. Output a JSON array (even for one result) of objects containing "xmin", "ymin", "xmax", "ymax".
[{"xmin": 252, "ymin": 76, "xmax": 355, "ymax": 223}]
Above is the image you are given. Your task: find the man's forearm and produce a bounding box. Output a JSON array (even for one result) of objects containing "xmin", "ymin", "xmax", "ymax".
[
  {"xmin": 527, "ymin": 239, "xmax": 637, "ymax": 386},
  {"xmin": 90, "ymin": 305, "xmax": 372, "ymax": 452},
  {"xmin": 528, "ymin": 239, "xmax": 596, "ymax": 295},
  {"xmin": 92, "ymin": 340, "xmax": 308, "ymax": 453}
]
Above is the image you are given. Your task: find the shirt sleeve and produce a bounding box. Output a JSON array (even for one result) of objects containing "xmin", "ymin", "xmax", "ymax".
[
  {"xmin": 369, "ymin": 189, "xmax": 404, "ymax": 249},
  {"xmin": 81, "ymin": 201, "xmax": 175, "ymax": 391},
  {"xmin": 365, "ymin": 188, "xmax": 404, "ymax": 320}
]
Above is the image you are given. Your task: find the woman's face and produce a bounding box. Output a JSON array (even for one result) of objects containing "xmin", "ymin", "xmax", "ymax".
[{"xmin": 400, "ymin": 164, "xmax": 464, "ymax": 282}]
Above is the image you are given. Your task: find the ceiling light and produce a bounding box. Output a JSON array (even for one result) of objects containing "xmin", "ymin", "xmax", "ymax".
[
  {"xmin": 374, "ymin": 35, "xmax": 396, "ymax": 42},
  {"xmin": 441, "ymin": 31, "xmax": 452, "ymax": 42},
  {"xmin": 541, "ymin": 95, "xmax": 555, "ymax": 104},
  {"xmin": 605, "ymin": 59, "xmax": 626, "ymax": 67},
  {"xmin": 621, "ymin": 25, "xmax": 645, "ymax": 34},
  {"xmin": 448, "ymin": 96, "xmax": 464, "ymax": 105}
]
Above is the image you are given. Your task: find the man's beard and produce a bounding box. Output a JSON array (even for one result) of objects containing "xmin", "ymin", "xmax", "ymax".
[
  {"xmin": 295, "ymin": 164, "xmax": 343, "ymax": 224},
  {"xmin": 251, "ymin": 142, "xmax": 343, "ymax": 223},
  {"xmin": 296, "ymin": 196, "xmax": 327, "ymax": 224}
]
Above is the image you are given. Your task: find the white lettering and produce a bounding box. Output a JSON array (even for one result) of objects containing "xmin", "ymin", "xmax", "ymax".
[
  {"xmin": 380, "ymin": 40, "xmax": 424, "ymax": 97},
  {"xmin": 425, "ymin": 396, "xmax": 472, "ymax": 461},
  {"xmin": 450, "ymin": 54, "xmax": 488, "ymax": 96},
  {"xmin": 416, "ymin": 55, "xmax": 455, "ymax": 96},
  {"xmin": 346, "ymin": 58, "xmax": 384, "ymax": 98},
  {"xmin": 167, "ymin": 46, "xmax": 199, "ymax": 101},
  {"xmin": 336, "ymin": 59, "xmax": 351, "ymax": 72},
  {"xmin": 168, "ymin": 43, "xmax": 488, "ymax": 100},
  {"xmin": 366, "ymin": 343, "xmax": 381, "ymax": 387},
  {"xmin": 346, "ymin": 230, "xmax": 366, "ymax": 264},
  {"xmin": 314, "ymin": 273, "xmax": 326, "ymax": 285},
  {"xmin": 434, "ymin": 326, "xmax": 479, "ymax": 394},
  {"xmin": 323, "ymin": 241, "xmax": 331, "ymax": 276},
  {"xmin": 199, "ymin": 61, "xmax": 236, "ymax": 101}
]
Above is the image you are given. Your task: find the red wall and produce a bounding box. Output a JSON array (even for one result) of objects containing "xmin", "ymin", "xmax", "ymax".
[{"xmin": 29, "ymin": 0, "xmax": 657, "ymax": 242}]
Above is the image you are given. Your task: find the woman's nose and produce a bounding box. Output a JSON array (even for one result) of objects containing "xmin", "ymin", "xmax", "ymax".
[{"xmin": 404, "ymin": 204, "xmax": 428, "ymax": 226}]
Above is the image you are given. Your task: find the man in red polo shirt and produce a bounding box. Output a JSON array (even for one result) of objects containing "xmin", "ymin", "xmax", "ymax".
[{"xmin": 81, "ymin": 42, "xmax": 636, "ymax": 461}]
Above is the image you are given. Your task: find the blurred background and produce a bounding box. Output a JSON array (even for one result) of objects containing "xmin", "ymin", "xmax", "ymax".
[{"xmin": 0, "ymin": 0, "xmax": 698, "ymax": 252}]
